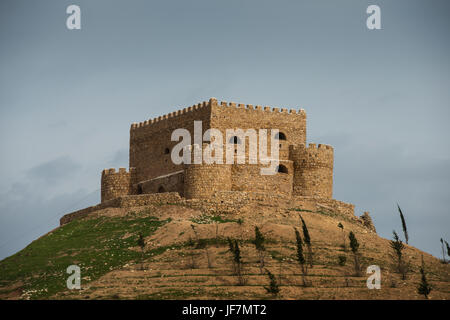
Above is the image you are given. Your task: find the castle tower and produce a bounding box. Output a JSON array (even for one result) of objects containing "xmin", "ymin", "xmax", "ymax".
[
  {"xmin": 290, "ymin": 143, "xmax": 334, "ymax": 198},
  {"xmin": 183, "ymin": 144, "xmax": 232, "ymax": 199},
  {"xmin": 101, "ymin": 167, "xmax": 133, "ymax": 202}
]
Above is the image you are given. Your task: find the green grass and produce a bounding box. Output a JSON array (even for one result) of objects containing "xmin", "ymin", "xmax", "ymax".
[
  {"xmin": 290, "ymin": 208, "xmax": 314, "ymax": 213},
  {"xmin": 0, "ymin": 214, "xmax": 171, "ymax": 299}
]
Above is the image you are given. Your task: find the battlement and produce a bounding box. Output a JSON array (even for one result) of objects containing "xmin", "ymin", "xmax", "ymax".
[
  {"xmin": 310, "ymin": 143, "xmax": 333, "ymax": 151},
  {"xmin": 130, "ymin": 97, "xmax": 306, "ymax": 131},
  {"xmin": 290, "ymin": 143, "xmax": 332, "ymax": 159},
  {"xmin": 215, "ymin": 98, "xmax": 305, "ymax": 116},
  {"xmin": 101, "ymin": 167, "xmax": 134, "ymax": 176},
  {"xmin": 131, "ymin": 99, "xmax": 211, "ymax": 130}
]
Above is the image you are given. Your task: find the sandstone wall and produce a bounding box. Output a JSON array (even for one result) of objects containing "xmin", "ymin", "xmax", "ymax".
[
  {"xmin": 290, "ymin": 143, "xmax": 333, "ymax": 198},
  {"xmin": 129, "ymin": 100, "xmax": 213, "ymax": 184},
  {"xmin": 139, "ymin": 170, "xmax": 184, "ymax": 196},
  {"xmin": 209, "ymin": 99, "xmax": 307, "ymax": 149},
  {"xmin": 230, "ymin": 162, "xmax": 293, "ymax": 197},
  {"xmin": 184, "ymin": 163, "xmax": 232, "ymax": 199},
  {"xmin": 129, "ymin": 98, "xmax": 307, "ymax": 190},
  {"xmin": 101, "ymin": 168, "xmax": 132, "ymax": 202}
]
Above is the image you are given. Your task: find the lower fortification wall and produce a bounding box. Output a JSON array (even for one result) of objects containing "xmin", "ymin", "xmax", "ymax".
[
  {"xmin": 60, "ymin": 193, "xmax": 182, "ymax": 225},
  {"xmin": 292, "ymin": 196, "xmax": 355, "ymax": 217},
  {"xmin": 60, "ymin": 192, "xmax": 360, "ymax": 231},
  {"xmin": 231, "ymin": 162, "xmax": 293, "ymax": 197},
  {"xmin": 139, "ymin": 171, "xmax": 184, "ymax": 196}
]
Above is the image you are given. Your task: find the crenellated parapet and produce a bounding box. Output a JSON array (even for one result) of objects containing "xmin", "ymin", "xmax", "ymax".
[
  {"xmin": 101, "ymin": 167, "xmax": 135, "ymax": 202},
  {"xmin": 214, "ymin": 98, "xmax": 306, "ymax": 116},
  {"xmin": 130, "ymin": 97, "xmax": 306, "ymax": 132},
  {"xmin": 130, "ymin": 100, "xmax": 211, "ymax": 131}
]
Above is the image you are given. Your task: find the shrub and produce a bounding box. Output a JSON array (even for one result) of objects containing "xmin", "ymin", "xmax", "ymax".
[{"xmin": 338, "ymin": 255, "xmax": 347, "ymax": 266}]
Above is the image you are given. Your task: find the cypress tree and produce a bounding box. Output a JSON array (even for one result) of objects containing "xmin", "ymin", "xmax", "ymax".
[
  {"xmin": 417, "ymin": 256, "xmax": 432, "ymax": 299},
  {"xmin": 440, "ymin": 238, "xmax": 446, "ymax": 263},
  {"xmin": 253, "ymin": 226, "xmax": 266, "ymax": 274},
  {"xmin": 233, "ymin": 239, "xmax": 245, "ymax": 285},
  {"xmin": 397, "ymin": 204, "xmax": 409, "ymax": 244},
  {"xmin": 349, "ymin": 231, "xmax": 361, "ymax": 276},
  {"xmin": 294, "ymin": 228, "xmax": 308, "ymax": 286},
  {"xmin": 390, "ymin": 230, "xmax": 407, "ymax": 279},
  {"xmin": 338, "ymin": 222, "xmax": 346, "ymax": 252},
  {"xmin": 445, "ymin": 240, "xmax": 450, "ymax": 258},
  {"xmin": 300, "ymin": 215, "xmax": 313, "ymax": 267},
  {"xmin": 264, "ymin": 269, "xmax": 280, "ymax": 296}
]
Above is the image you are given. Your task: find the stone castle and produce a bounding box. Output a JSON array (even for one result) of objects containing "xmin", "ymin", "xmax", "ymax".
[
  {"xmin": 101, "ymin": 97, "xmax": 332, "ymax": 202},
  {"xmin": 61, "ymin": 98, "xmax": 375, "ymax": 232}
]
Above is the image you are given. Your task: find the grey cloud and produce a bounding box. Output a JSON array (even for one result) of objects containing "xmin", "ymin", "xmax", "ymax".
[{"xmin": 26, "ymin": 156, "xmax": 81, "ymax": 185}]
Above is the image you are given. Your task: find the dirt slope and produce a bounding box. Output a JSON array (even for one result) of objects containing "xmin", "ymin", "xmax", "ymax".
[{"xmin": 33, "ymin": 202, "xmax": 450, "ymax": 300}]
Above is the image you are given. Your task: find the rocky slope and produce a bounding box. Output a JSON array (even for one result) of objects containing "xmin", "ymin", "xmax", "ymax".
[{"xmin": 0, "ymin": 201, "xmax": 448, "ymax": 300}]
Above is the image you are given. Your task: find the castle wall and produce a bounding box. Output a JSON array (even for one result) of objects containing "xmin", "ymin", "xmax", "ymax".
[
  {"xmin": 129, "ymin": 98, "xmax": 307, "ymax": 189},
  {"xmin": 290, "ymin": 143, "xmax": 333, "ymax": 198},
  {"xmin": 139, "ymin": 170, "xmax": 184, "ymax": 196},
  {"xmin": 209, "ymin": 99, "xmax": 307, "ymax": 154},
  {"xmin": 129, "ymin": 101, "xmax": 213, "ymax": 185},
  {"xmin": 230, "ymin": 161, "xmax": 293, "ymax": 197},
  {"xmin": 119, "ymin": 98, "xmax": 338, "ymax": 204},
  {"xmin": 184, "ymin": 163, "xmax": 232, "ymax": 199},
  {"xmin": 101, "ymin": 168, "xmax": 131, "ymax": 202}
]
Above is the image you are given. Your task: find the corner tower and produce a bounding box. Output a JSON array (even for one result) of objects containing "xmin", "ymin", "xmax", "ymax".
[
  {"xmin": 290, "ymin": 143, "xmax": 334, "ymax": 198},
  {"xmin": 101, "ymin": 167, "xmax": 133, "ymax": 202}
]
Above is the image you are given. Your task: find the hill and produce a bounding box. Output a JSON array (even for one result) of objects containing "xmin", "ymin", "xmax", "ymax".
[{"xmin": 0, "ymin": 199, "xmax": 448, "ymax": 300}]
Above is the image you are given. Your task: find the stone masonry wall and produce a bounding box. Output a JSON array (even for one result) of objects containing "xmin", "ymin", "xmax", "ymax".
[
  {"xmin": 129, "ymin": 98, "xmax": 307, "ymax": 191},
  {"xmin": 129, "ymin": 101, "xmax": 212, "ymax": 184},
  {"xmin": 184, "ymin": 163, "xmax": 232, "ymax": 199},
  {"xmin": 230, "ymin": 162, "xmax": 293, "ymax": 197},
  {"xmin": 139, "ymin": 170, "xmax": 184, "ymax": 196},
  {"xmin": 209, "ymin": 98, "xmax": 307, "ymax": 149},
  {"xmin": 101, "ymin": 168, "xmax": 132, "ymax": 202},
  {"xmin": 291, "ymin": 143, "xmax": 333, "ymax": 198}
]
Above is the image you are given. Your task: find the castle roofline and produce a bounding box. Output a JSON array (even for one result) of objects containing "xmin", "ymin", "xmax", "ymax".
[{"xmin": 130, "ymin": 98, "xmax": 306, "ymax": 130}]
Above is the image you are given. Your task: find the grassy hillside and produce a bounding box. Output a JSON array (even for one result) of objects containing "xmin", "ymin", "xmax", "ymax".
[
  {"xmin": 0, "ymin": 209, "xmax": 171, "ymax": 299},
  {"xmin": 0, "ymin": 203, "xmax": 448, "ymax": 300}
]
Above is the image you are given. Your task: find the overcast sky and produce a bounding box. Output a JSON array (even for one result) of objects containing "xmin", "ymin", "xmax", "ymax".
[{"xmin": 1, "ymin": 0, "xmax": 449, "ymax": 260}]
